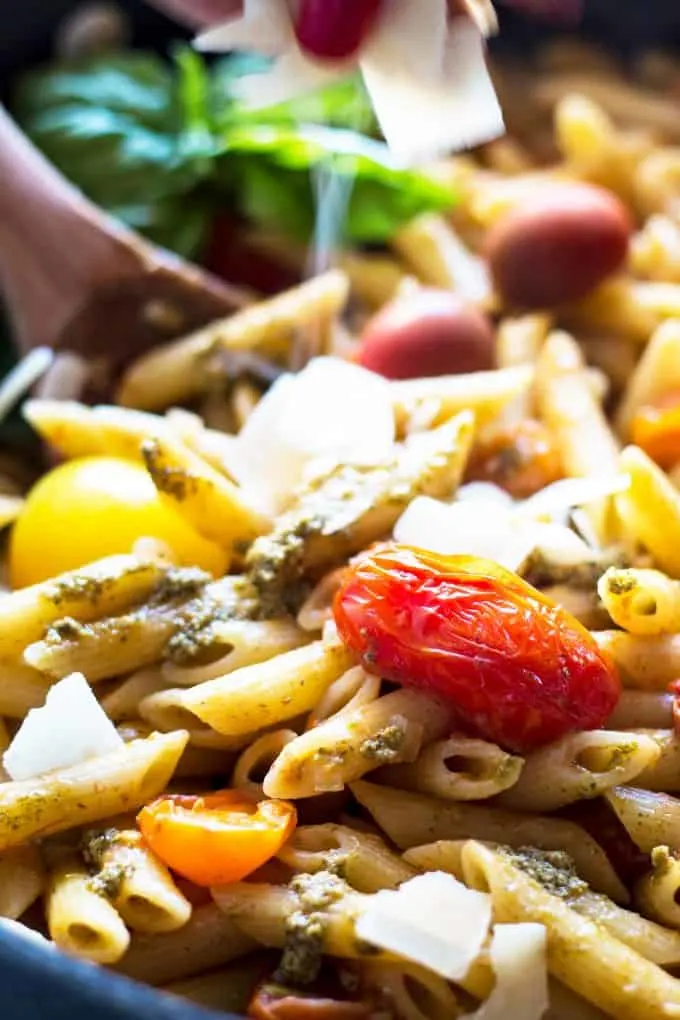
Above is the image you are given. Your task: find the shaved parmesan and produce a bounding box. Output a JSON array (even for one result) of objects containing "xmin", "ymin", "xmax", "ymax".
[
  {"xmin": 517, "ymin": 475, "xmax": 630, "ymax": 524},
  {"xmin": 355, "ymin": 871, "xmax": 491, "ymax": 980},
  {"xmin": 228, "ymin": 357, "xmax": 395, "ymax": 514},
  {"xmin": 195, "ymin": 0, "xmax": 504, "ymax": 167},
  {"xmin": 462, "ymin": 923, "xmax": 549, "ymax": 1020},
  {"xmin": 3, "ymin": 673, "xmax": 123, "ymax": 781}
]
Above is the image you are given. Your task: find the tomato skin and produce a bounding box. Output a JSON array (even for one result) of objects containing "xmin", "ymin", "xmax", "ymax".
[
  {"xmin": 333, "ymin": 544, "xmax": 620, "ymax": 753},
  {"xmin": 630, "ymin": 390, "xmax": 680, "ymax": 470},
  {"xmin": 465, "ymin": 420, "xmax": 563, "ymax": 499},
  {"xmin": 137, "ymin": 790, "xmax": 297, "ymax": 888}
]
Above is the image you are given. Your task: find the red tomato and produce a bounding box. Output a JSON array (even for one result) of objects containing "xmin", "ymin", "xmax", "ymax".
[
  {"xmin": 357, "ymin": 289, "xmax": 495, "ymax": 380},
  {"xmin": 204, "ymin": 215, "xmax": 300, "ymax": 296},
  {"xmin": 294, "ymin": 0, "xmax": 384, "ymax": 61},
  {"xmin": 333, "ymin": 543, "xmax": 620, "ymax": 753}
]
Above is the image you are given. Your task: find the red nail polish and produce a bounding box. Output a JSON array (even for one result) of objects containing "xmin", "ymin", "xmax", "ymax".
[{"xmin": 294, "ymin": 0, "xmax": 385, "ymax": 61}]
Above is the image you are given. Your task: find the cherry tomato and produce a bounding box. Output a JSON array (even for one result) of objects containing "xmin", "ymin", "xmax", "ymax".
[
  {"xmin": 465, "ymin": 420, "xmax": 563, "ymax": 499},
  {"xmin": 333, "ymin": 543, "xmax": 620, "ymax": 753},
  {"xmin": 484, "ymin": 182, "xmax": 631, "ymax": 308},
  {"xmin": 357, "ymin": 289, "xmax": 495, "ymax": 380},
  {"xmin": 204, "ymin": 215, "xmax": 300, "ymax": 296},
  {"xmin": 9, "ymin": 456, "xmax": 226, "ymax": 588},
  {"xmin": 137, "ymin": 790, "xmax": 297, "ymax": 888},
  {"xmin": 249, "ymin": 989, "xmax": 372, "ymax": 1020},
  {"xmin": 630, "ymin": 390, "xmax": 680, "ymax": 470},
  {"xmin": 294, "ymin": 0, "xmax": 384, "ymax": 62}
]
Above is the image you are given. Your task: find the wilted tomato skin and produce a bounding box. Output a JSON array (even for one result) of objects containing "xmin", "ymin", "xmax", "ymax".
[{"xmin": 333, "ymin": 543, "xmax": 620, "ymax": 753}]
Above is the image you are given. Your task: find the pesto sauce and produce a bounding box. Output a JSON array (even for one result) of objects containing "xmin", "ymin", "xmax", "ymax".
[
  {"xmin": 275, "ymin": 871, "xmax": 348, "ymax": 987},
  {"xmin": 141, "ymin": 439, "xmax": 199, "ymax": 502},
  {"xmin": 502, "ymin": 846, "xmax": 589, "ymax": 900},
  {"xmin": 359, "ymin": 725, "xmax": 406, "ymax": 763}
]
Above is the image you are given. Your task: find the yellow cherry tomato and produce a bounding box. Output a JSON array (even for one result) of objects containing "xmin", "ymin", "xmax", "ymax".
[{"xmin": 9, "ymin": 456, "xmax": 227, "ymax": 588}]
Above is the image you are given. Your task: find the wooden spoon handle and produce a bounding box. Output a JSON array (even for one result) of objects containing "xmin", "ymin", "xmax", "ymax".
[{"xmin": 0, "ymin": 106, "xmax": 143, "ymax": 350}]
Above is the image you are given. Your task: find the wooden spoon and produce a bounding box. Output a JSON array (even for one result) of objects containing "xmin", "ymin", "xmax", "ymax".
[{"xmin": 0, "ymin": 105, "xmax": 251, "ymax": 400}]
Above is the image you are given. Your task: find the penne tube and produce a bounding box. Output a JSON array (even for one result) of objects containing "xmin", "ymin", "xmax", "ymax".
[
  {"xmin": 406, "ymin": 840, "xmax": 680, "ymax": 966},
  {"xmin": 337, "ymin": 252, "xmax": 407, "ymax": 309},
  {"xmin": 232, "ymin": 730, "xmax": 298, "ymax": 796},
  {"xmin": 362, "ymin": 959, "xmax": 465, "ymax": 1020},
  {"xmin": 277, "ymin": 823, "xmax": 417, "ymax": 893},
  {"xmin": 101, "ymin": 671, "xmax": 167, "ymax": 723},
  {"xmin": 23, "ymin": 400, "xmax": 170, "ymax": 462},
  {"xmin": 392, "ymin": 213, "xmax": 492, "ymax": 304},
  {"xmin": 606, "ymin": 786, "xmax": 680, "ymax": 852},
  {"xmin": 0, "ymin": 663, "xmax": 53, "ymax": 719},
  {"xmin": 141, "ymin": 434, "xmax": 270, "ymax": 554},
  {"xmin": 496, "ymin": 313, "xmax": 552, "ymax": 369},
  {"xmin": 0, "ymin": 845, "xmax": 46, "ymax": 920},
  {"xmin": 24, "ymin": 608, "xmax": 176, "ymax": 683},
  {"xmin": 0, "ymin": 731, "xmax": 188, "ymax": 851},
  {"xmin": 615, "ymin": 445, "xmax": 680, "ymax": 578},
  {"xmin": 495, "ymin": 730, "xmax": 660, "ymax": 812},
  {"xmin": 636, "ymin": 846, "xmax": 680, "ymax": 930},
  {"xmin": 461, "ymin": 840, "xmax": 680, "ymax": 1020},
  {"xmin": 616, "ymin": 320, "xmax": 680, "ymax": 437},
  {"xmin": 115, "ymin": 902, "xmax": 256, "ymax": 986},
  {"xmin": 598, "ymin": 567, "xmax": 680, "ymax": 636},
  {"xmin": 350, "ymin": 780, "xmax": 627, "ymax": 902},
  {"xmin": 161, "ymin": 619, "xmax": 308, "ymax": 687},
  {"xmin": 594, "ymin": 630, "xmax": 680, "ymax": 689},
  {"xmin": 46, "ymin": 853, "xmax": 130, "ymax": 965},
  {"xmin": 117, "ymin": 272, "xmax": 349, "ymax": 411},
  {"xmin": 306, "ymin": 666, "xmax": 381, "ymax": 730},
  {"xmin": 82, "ymin": 827, "xmax": 191, "ymax": 934},
  {"xmin": 606, "ymin": 691, "xmax": 673, "ymax": 729},
  {"xmin": 534, "ymin": 331, "xmax": 620, "ymax": 541},
  {"xmin": 634, "ymin": 730, "xmax": 680, "ymax": 792},
  {"xmin": 296, "ymin": 568, "xmax": 347, "ymax": 633},
  {"xmin": 376, "ymin": 734, "xmax": 524, "ymax": 802},
  {"xmin": 163, "ymin": 956, "xmax": 274, "ymax": 1015},
  {"xmin": 141, "ymin": 641, "xmax": 355, "ymax": 738},
  {"xmin": 391, "ymin": 365, "xmax": 533, "ymax": 431},
  {"xmin": 0, "ymin": 555, "xmax": 167, "ymax": 660},
  {"xmin": 263, "ymin": 690, "xmax": 456, "ymax": 800}
]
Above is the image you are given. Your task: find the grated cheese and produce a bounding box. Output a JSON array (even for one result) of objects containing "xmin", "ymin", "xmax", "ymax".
[
  {"xmin": 3, "ymin": 672, "xmax": 123, "ymax": 781},
  {"xmin": 195, "ymin": 0, "xmax": 504, "ymax": 167}
]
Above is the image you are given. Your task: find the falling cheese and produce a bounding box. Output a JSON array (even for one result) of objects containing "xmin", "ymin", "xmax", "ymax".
[
  {"xmin": 226, "ymin": 356, "xmax": 396, "ymax": 514},
  {"xmin": 195, "ymin": 0, "xmax": 504, "ymax": 167},
  {"xmin": 462, "ymin": 923, "xmax": 549, "ymax": 1020},
  {"xmin": 3, "ymin": 672, "xmax": 123, "ymax": 781},
  {"xmin": 355, "ymin": 871, "xmax": 492, "ymax": 981}
]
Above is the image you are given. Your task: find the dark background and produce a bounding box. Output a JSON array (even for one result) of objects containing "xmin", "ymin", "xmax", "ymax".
[{"xmin": 0, "ymin": 0, "xmax": 679, "ymax": 1016}]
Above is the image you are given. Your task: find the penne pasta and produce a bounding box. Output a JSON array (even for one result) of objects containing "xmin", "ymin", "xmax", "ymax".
[
  {"xmin": 45, "ymin": 852, "xmax": 130, "ymax": 965},
  {"xmin": 362, "ymin": 959, "xmax": 466, "ymax": 1020},
  {"xmin": 634, "ymin": 730, "xmax": 680, "ymax": 792},
  {"xmin": 460, "ymin": 840, "xmax": 680, "ymax": 1019},
  {"xmin": 598, "ymin": 567, "xmax": 680, "ymax": 635},
  {"xmin": 115, "ymin": 903, "xmax": 256, "ymax": 986},
  {"xmin": 406, "ymin": 840, "xmax": 680, "ymax": 966},
  {"xmin": 0, "ymin": 731, "xmax": 188, "ymax": 851},
  {"xmin": 495, "ymin": 730, "xmax": 660, "ymax": 812},
  {"xmin": 392, "ymin": 213, "xmax": 492, "ymax": 304},
  {"xmin": 391, "ymin": 365, "xmax": 533, "ymax": 431},
  {"xmin": 277, "ymin": 823, "xmax": 417, "ymax": 893},
  {"xmin": 350, "ymin": 780, "xmax": 627, "ymax": 902},
  {"xmin": 117, "ymin": 271, "xmax": 349, "ymax": 411},
  {"xmin": 82, "ymin": 827, "xmax": 191, "ymax": 934},
  {"xmin": 0, "ymin": 554, "xmax": 168, "ymax": 661},
  {"xmin": 616, "ymin": 320, "xmax": 680, "ymax": 437},
  {"xmin": 0, "ymin": 663, "xmax": 53, "ymax": 719},
  {"xmin": 23, "ymin": 400, "xmax": 170, "ymax": 463},
  {"xmin": 605, "ymin": 786, "xmax": 680, "ymax": 852},
  {"xmin": 615, "ymin": 445, "xmax": 680, "ymax": 578},
  {"xmin": 232, "ymin": 729, "xmax": 298, "ymax": 796},
  {"xmin": 606, "ymin": 691, "xmax": 673, "ymax": 730},
  {"xmin": 305, "ymin": 666, "xmax": 381, "ymax": 730},
  {"xmin": 534, "ymin": 331, "xmax": 620, "ymax": 540},
  {"xmin": 594, "ymin": 630, "xmax": 680, "ymax": 689},
  {"xmin": 141, "ymin": 434, "xmax": 270, "ymax": 554},
  {"xmin": 0, "ymin": 845, "xmax": 45, "ymax": 920},
  {"xmin": 101, "ymin": 671, "xmax": 167, "ymax": 723},
  {"xmin": 636, "ymin": 846, "xmax": 680, "ymax": 930},
  {"xmin": 263, "ymin": 690, "xmax": 456, "ymax": 800},
  {"xmin": 376, "ymin": 734, "xmax": 524, "ymax": 802},
  {"xmin": 140, "ymin": 640, "xmax": 355, "ymax": 738}
]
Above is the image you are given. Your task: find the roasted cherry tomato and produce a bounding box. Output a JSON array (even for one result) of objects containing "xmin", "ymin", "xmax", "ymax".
[
  {"xmin": 9, "ymin": 456, "xmax": 226, "ymax": 588},
  {"xmin": 249, "ymin": 989, "xmax": 372, "ymax": 1020},
  {"xmin": 465, "ymin": 420, "xmax": 563, "ymax": 499},
  {"xmin": 630, "ymin": 390, "xmax": 680, "ymax": 470},
  {"xmin": 333, "ymin": 543, "xmax": 620, "ymax": 753},
  {"xmin": 137, "ymin": 790, "xmax": 297, "ymax": 888},
  {"xmin": 294, "ymin": 0, "xmax": 384, "ymax": 61}
]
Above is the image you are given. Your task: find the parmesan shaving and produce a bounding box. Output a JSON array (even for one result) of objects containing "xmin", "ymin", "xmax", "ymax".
[
  {"xmin": 228, "ymin": 356, "xmax": 395, "ymax": 514},
  {"xmin": 3, "ymin": 672, "xmax": 123, "ymax": 781},
  {"xmin": 517, "ymin": 475, "xmax": 630, "ymax": 524},
  {"xmin": 462, "ymin": 923, "xmax": 549, "ymax": 1020},
  {"xmin": 355, "ymin": 871, "xmax": 492, "ymax": 981},
  {"xmin": 195, "ymin": 0, "xmax": 504, "ymax": 167}
]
